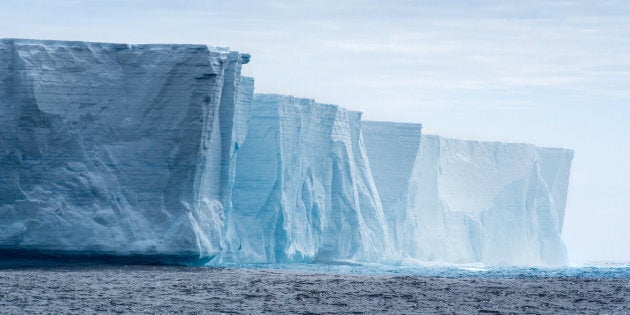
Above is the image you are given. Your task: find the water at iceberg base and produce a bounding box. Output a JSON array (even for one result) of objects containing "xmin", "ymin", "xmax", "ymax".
[
  {"xmin": 0, "ymin": 38, "xmax": 575, "ymax": 269},
  {"xmin": 214, "ymin": 261, "xmax": 630, "ymax": 279}
]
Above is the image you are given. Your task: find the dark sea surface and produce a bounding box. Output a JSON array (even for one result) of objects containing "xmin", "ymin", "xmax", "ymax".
[{"xmin": 1, "ymin": 263, "xmax": 630, "ymax": 314}]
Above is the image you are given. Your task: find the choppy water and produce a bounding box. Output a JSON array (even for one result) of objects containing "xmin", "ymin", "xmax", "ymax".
[{"xmin": 1, "ymin": 264, "xmax": 629, "ymax": 314}]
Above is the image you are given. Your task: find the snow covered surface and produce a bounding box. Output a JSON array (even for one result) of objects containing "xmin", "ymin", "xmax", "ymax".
[{"xmin": 0, "ymin": 39, "xmax": 573, "ymax": 266}]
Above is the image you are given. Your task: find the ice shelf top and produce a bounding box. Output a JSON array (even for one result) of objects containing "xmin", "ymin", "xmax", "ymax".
[{"xmin": 0, "ymin": 38, "xmax": 251, "ymax": 63}]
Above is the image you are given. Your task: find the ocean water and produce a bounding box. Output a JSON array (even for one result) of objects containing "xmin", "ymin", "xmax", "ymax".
[
  {"xmin": 219, "ymin": 261, "xmax": 630, "ymax": 278},
  {"xmin": 1, "ymin": 262, "xmax": 629, "ymax": 314}
]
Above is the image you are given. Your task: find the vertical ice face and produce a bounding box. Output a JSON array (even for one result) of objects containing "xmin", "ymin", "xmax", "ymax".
[
  {"xmin": 0, "ymin": 39, "xmax": 248, "ymax": 263},
  {"xmin": 415, "ymin": 136, "xmax": 572, "ymax": 265},
  {"xmin": 222, "ymin": 94, "xmax": 391, "ymax": 263},
  {"xmin": 362, "ymin": 123, "xmax": 573, "ymax": 266},
  {"xmin": 535, "ymin": 147, "xmax": 574, "ymax": 231},
  {"xmin": 362, "ymin": 121, "xmax": 422, "ymax": 258},
  {"xmin": 531, "ymin": 147, "xmax": 574, "ymax": 263},
  {"xmin": 0, "ymin": 38, "xmax": 575, "ymax": 266},
  {"xmin": 219, "ymin": 76, "xmax": 255, "ymax": 261}
]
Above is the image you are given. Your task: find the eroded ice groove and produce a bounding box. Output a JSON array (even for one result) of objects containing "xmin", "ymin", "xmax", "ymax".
[
  {"xmin": 362, "ymin": 124, "xmax": 574, "ymax": 266},
  {"xmin": 220, "ymin": 76, "xmax": 255, "ymax": 261},
  {"xmin": 362, "ymin": 121, "xmax": 422, "ymax": 259},
  {"xmin": 0, "ymin": 39, "xmax": 249, "ymax": 264},
  {"xmin": 221, "ymin": 94, "xmax": 392, "ymax": 263}
]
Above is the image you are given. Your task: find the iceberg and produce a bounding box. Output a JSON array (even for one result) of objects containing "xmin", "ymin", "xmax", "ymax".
[
  {"xmin": 362, "ymin": 123, "xmax": 574, "ymax": 265},
  {"xmin": 0, "ymin": 39, "xmax": 574, "ymax": 266},
  {"xmin": 0, "ymin": 39, "xmax": 250, "ymax": 264},
  {"xmin": 220, "ymin": 94, "xmax": 391, "ymax": 263}
]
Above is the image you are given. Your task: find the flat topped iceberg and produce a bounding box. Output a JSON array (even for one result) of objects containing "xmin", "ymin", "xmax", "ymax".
[
  {"xmin": 0, "ymin": 38, "xmax": 574, "ymax": 266},
  {"xmin": 362, "ymin": 123, "xmax": 573, "ymax": 266},
  {"xmin": 221, "ymin": 94, "xmax": 392, "ymax": 263},
  {"xmin": 0, "ymin": 38, "xmax": 251, "ymax": 264}
]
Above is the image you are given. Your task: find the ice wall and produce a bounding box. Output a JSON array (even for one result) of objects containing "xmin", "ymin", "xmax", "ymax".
[
  {"xmin": 219, "ymin": 76, "xmax": 254, "ymax": 261},
  {"xmin": 221, "ymin": 94, "xmax": 391, "ymax": 263},
  {"xmin": 0, "ymin": 39, "xmax": 249, "ymax": 264},
  {"xmin": 361, "ymin": 121, "xmax": 422, "ymax": 258},
  {"xmin": 0, "ymin": 38, "xmax": 574, "ymax": 266},
  {"xmin": 362, "ymin": 123, "xmax": 573, "ymax": 266},
  {"xmin": 536, "ymin": 147, "xmax": 574, "ymax": 231}
]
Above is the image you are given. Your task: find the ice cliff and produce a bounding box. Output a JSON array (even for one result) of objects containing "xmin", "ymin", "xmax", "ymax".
[
  {"xmin": 360, "ymin": 122, "xmax": 422, "ymax": 259},
  {"xmin": 220, "ymin": 94, "xmax": 391, "ymax": 263},
  {"xmin": 0, "ymin": 39, "xmax": 250, "ymax": 263},
  {"xmin": 0, "ymin": 39, "xmax": 573, "ymax": 266},
  {"xmin": 363, "ymin": 123, "xmax": 573, "ymax": 265}
]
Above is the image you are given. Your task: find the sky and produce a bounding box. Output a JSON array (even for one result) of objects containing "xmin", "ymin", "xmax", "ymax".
[{"xmin": 1, "ymin": 0, "xmax": 629, "ymax": 263}]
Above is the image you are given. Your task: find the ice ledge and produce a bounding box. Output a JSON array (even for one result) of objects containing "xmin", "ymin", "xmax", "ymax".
[
  {"xmin": 1, "ymin": 38, "xmax": 252, "ymax": 65},
  {"xmin": 1, "ymin": 38, "xmax": 229, "ymax": 52}
]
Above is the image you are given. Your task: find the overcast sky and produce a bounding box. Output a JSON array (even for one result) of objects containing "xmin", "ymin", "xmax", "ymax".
[{"xmin": 2, "ymin": 0, "xmax": 629, "ymax": 263}]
